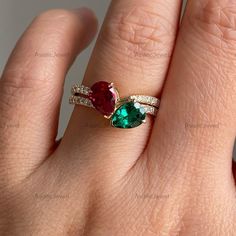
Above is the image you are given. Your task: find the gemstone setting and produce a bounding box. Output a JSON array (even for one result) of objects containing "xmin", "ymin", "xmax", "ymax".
[
  {"xmin": 111, "ymin": 102, "xmax": 146, "ymax": 129},
  {"xmin": 89, "ymin": 81, "xmax": 118, "ymax": 117}
]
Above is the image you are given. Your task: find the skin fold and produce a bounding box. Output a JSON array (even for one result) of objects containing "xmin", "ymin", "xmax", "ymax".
[{"xmin": 0, "ymin": 0, "xmax": 235, "ymax": 235}]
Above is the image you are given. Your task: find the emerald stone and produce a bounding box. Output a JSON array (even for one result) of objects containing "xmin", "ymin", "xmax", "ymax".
[{"xmin": 111, "ymin": 102, "xmax": 146, "ymax": 129}]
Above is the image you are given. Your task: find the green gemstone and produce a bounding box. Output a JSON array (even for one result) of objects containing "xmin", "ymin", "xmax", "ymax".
[{"xmin": 111, "ymin": 102, "xmax": 146, "ymax": 129}]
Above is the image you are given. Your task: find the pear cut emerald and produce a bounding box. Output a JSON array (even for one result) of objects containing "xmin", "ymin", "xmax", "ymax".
[{"xmin": 111, "ymin": 102, "xmax": 146, "ymax": 129}]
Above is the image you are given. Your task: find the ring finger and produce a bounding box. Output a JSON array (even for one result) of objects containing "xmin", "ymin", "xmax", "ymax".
[{"xmin": 61, "ymin": 0, "xmax": 183, "ymax": 174}]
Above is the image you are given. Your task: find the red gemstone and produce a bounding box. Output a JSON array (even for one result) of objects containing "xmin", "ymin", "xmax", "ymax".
[{"xmin": 89, "ymin": 81, "xmax": 117, "ymax": 116}]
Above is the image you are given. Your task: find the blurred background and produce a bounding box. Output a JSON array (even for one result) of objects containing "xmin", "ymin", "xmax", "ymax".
[{"xmin": 0, "ymin": 0, "xmax": 235, "ymax": 159}]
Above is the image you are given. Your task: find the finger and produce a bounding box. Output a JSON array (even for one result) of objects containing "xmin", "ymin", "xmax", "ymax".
[
  {"xmin": 61, "ymin": 0, "xmax": 183, "ymax": 174},
  {"xmin": 0, "ymin": 8, "xmax": 98, "ymax": 181},
  {"xmin": 148, "ymin": 0, "xmax": 236, "ymax": 183},
  {"xmin": 233, "ymin": 148, "xmax": 236, "ymax": 182},
  {"xmin": 233, "ymin": 162, "xmax": 236, "ymax": 181}
]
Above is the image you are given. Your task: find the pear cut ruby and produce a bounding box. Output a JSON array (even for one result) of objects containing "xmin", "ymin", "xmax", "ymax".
[{"xmin": 89, "ymin": 81, "xmax": 117, "ymax": 117}]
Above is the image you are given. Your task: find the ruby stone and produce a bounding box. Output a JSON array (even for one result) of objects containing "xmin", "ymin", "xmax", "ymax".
[{"xmin": 89, "ymin": 81, "xmax": 117, "ymax": 117}]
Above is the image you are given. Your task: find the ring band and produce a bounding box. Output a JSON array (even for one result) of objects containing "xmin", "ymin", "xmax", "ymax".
[
  {"xmin": 69, "ymin": 81, "xmax": 160, "ymax": 129},
  {"xmin": 71, "ymin": 84, "xmax": 160, "ymax": 108},
  {"xmin": 69, "ymin": 95, "xmax": 158, "ymax": 116}
]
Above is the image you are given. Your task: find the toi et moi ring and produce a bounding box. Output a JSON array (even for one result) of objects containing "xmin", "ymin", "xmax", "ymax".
[{"xmin": 69, "ymin": 81, "xmax": 160, "ymax": 129}]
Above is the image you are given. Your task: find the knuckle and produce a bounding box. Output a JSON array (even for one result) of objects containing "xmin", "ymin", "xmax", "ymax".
[
  {"xmin": 180, "ymin": 1, "xmax": 236, "ymax": 99},
  {"xmin": 188, "ymin": 1, "xmax": 236, "ymax": 50},
  {"xmin": 0, "ymin": 78, "xmax": 30, "ymax": 115},
  {"xmin": 0, "ymin": 75, "xmax": 31, "ymax": 105},
  {"xmin": 0, "ymin": 69, "xmax": 50, "ymax": 110},
  {"xmin": 1, "ymin": 69, "xmax": 46, "ymax": 95},
  {"xmin": 102, "ymin": 6, "xmax": 174, "ymax": 57}
]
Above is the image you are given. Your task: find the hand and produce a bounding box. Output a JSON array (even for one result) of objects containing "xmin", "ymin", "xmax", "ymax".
[{"xmin": 0, "ymin": 1, "xmax": 235, "ymax": 235}]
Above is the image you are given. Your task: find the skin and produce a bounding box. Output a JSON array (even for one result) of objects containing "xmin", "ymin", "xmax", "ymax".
[{"xmin": 0, "ymin": 0, "xmax": 235, "ymax": 235}]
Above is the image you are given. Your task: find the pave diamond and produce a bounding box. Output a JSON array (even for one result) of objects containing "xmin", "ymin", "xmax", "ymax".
[
  {"xmin": 71, "ymin": 85, "xmax": 92, "ymax": 96},
  {"xmin": 130, "ymin": 95, "xmax": 160, "ymax": 108},
  {"xmin": 143, "ymin": 105, "xmax": 158, "ymax": 116},
  {"xmin": 69, "ymin": 95, "xmax": 94, "ymax": 108}
]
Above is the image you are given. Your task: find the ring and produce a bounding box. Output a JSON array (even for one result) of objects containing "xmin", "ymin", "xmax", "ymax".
[{"xmin": 69, "ymin": 81, "xmax": 160, "ymax": 129}]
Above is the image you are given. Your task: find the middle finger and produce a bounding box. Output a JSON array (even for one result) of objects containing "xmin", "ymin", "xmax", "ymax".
[{"xmin": 62, "ymin": 0, "xmax": 183, "ymax": 171}]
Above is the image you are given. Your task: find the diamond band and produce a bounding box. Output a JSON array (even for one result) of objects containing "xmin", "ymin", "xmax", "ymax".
[
  {"xmin": 69, "ymin": 95, "xmax": 93, "ymax": 108},
  {"xmin": 69, "ymin": 95, "xmax": 158, "ymax": 116},
  {"xmin": 129, "ymin": 95, "xmax": 160, "ymax": 108},
  {"xmin": 69, "ymin": 81, "xmax": 161, "ymax": 129},
  {"xmin": 72, "ymin": 84, "xmax": 160, "ymax": 108},
  {"xmin": 71, "ymin": 84, "xmax": 92, "ymax": 96}
]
